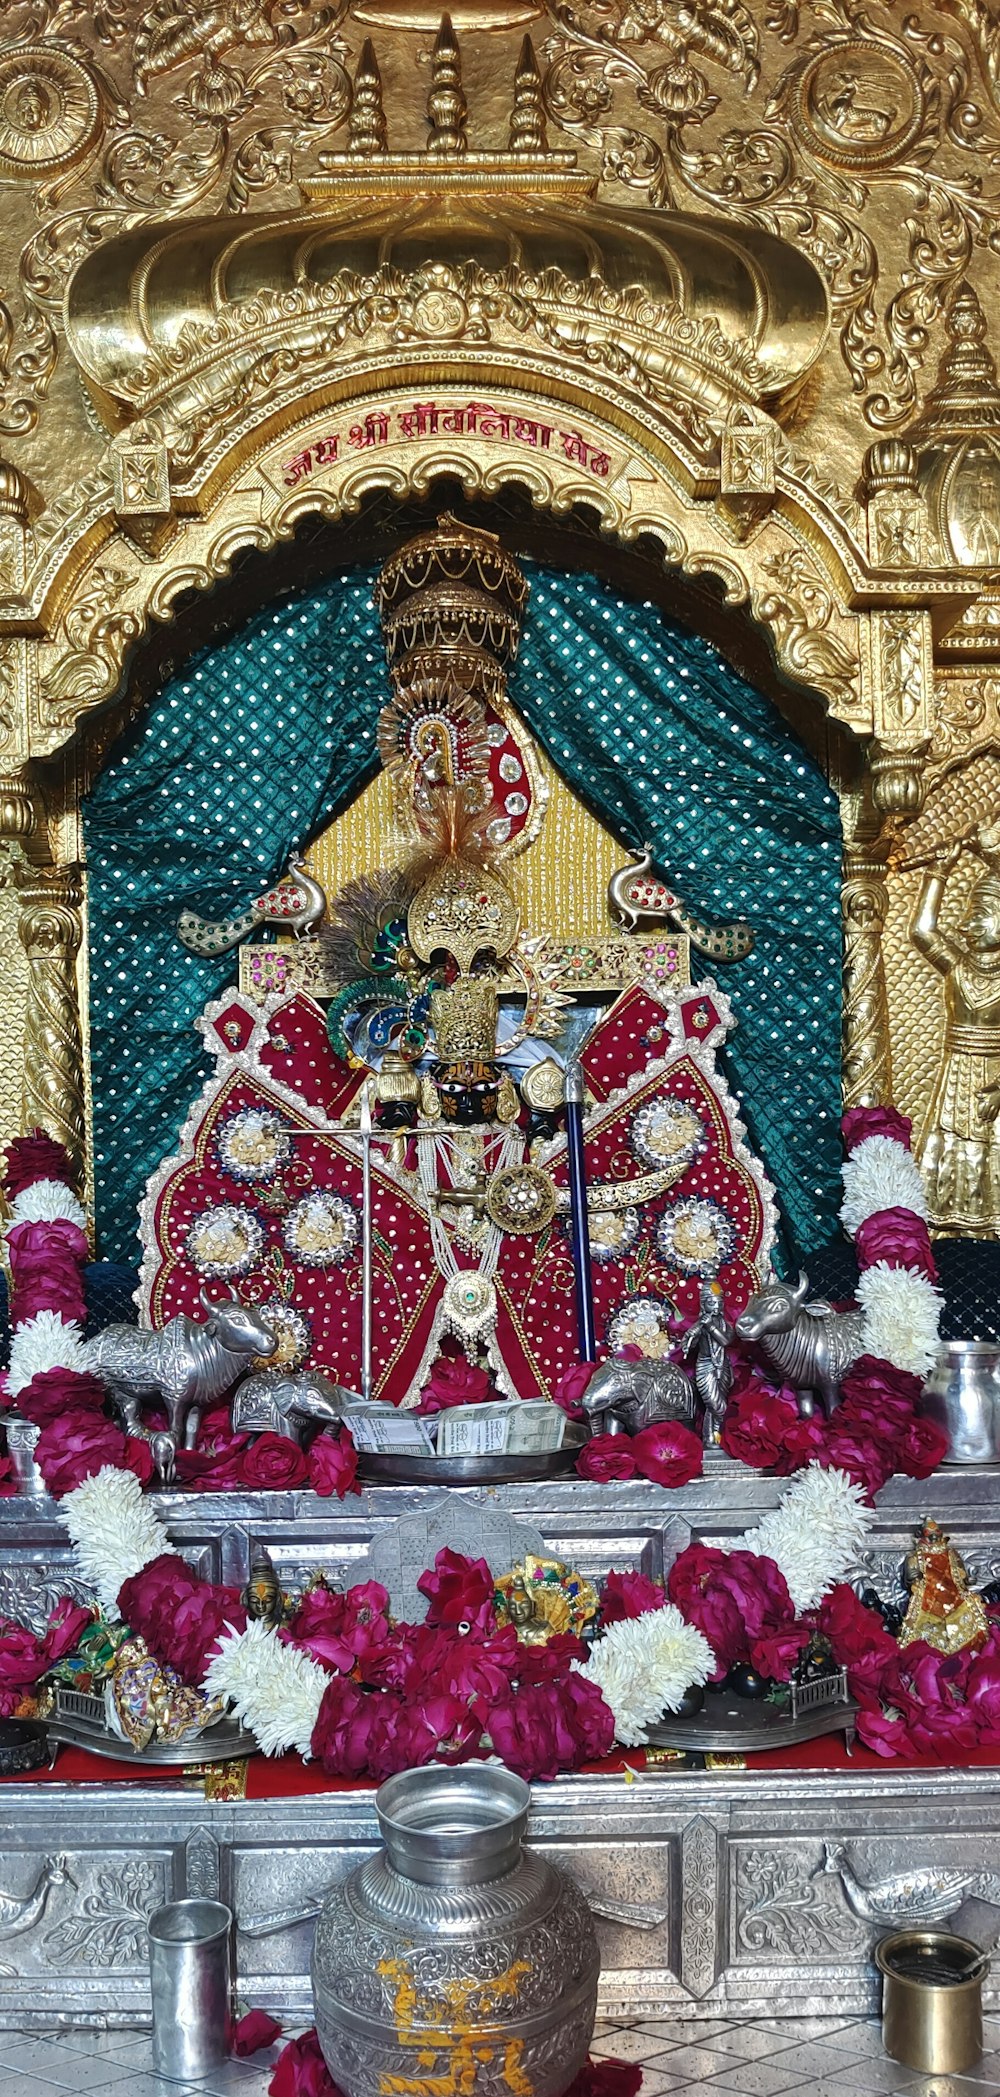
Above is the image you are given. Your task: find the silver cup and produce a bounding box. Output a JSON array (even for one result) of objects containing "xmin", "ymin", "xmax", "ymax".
[
  {"xmin": 922, "ymin": 1342, "xmax": 1000, "ymax": 1464},
  {"xmin": 148, "ymin": 1897, "xmax": 233, "ymax": 2082}
]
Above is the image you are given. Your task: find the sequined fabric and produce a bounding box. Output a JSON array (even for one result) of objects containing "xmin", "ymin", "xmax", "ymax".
[
  {"xmin": 509, "ymin": 564, "xmax": 843, "ymax": 1266},
  {"xmin": 84, "ymin": 578, "xmax": 379, "ymax": 1260},
  {"xmin": 85, "ymin": 563, "xmax": 841, "ymax": 1264}
]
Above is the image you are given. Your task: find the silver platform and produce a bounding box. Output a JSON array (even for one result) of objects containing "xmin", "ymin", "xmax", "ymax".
[{"xmin": 2, "ymin": 1463, "xmax": 1000, "ymax": 2029}]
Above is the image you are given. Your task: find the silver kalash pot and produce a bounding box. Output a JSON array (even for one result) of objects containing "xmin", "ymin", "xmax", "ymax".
[{"xmin": 312, "ymin": 1765, "xmax": 599, "ymax": 2097}]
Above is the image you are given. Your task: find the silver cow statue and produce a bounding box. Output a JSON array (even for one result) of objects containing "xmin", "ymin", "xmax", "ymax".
[
  {"xmin": 735, "ymin": 1271, "xmax": 866, "ymax": 1417},
  {"xmin": 582, "ymin": 1357, "xmax": 695, "ymax": 1436},
  {"xmin": 81, "ymin": 1289, "xmax": 276, "ymax": 1469},
  {"xmin": 231, "ymin": 1368, "xmax": 354, "ymax": 1446}
]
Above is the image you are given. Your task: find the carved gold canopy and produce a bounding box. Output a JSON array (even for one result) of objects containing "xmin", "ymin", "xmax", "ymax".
[{"xmin": 1, "ymin": 0, "xmax": 1000, "ymax": 1225}]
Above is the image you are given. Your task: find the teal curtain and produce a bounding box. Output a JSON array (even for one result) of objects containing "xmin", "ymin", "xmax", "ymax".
[
  {"xmin": 83, "ymin": 575, "xmax": 381, "ymax": 1261},
  {"xmin": 84, "ymin": 559, "xmax": 841, "ymax": 1266},
  {"xmin": 509, "ymin": 564, "xmax": 843, "ymax": 1268}
]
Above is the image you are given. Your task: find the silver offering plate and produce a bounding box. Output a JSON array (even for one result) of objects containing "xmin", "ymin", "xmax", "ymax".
[
  {"xmin": 45, "ymin": 1711, "xmax": 257, "ymax": 1766},
  {"xmin": 358, "ymin": 1446, "xmax": 582, "ymax": 1485},
  {"xmin": 645, "ymin": 1688, "xmax": 859, "ymax": 1754}
]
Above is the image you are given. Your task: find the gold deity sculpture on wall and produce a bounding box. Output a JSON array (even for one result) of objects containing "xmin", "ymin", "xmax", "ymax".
[{"xmin": 911, "ymin": 830, "xmax": 1000, "ymax": 1233}]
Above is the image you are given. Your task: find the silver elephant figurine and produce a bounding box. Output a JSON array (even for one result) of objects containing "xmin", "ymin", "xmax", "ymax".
[
  {"xmin": 582, "ymin": 1357, "xmax": 695, "ymax": 1436},
  {"xmin": 735, "ymin": 1271, "xmax": 866, "ymax": 1416},
  {"xmin": 231, "ymin": 1368, "xmax": 355, "ymax": 1446}
]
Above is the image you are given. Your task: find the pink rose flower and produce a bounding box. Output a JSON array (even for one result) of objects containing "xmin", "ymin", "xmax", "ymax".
[
  {"xmin": 631, "ymin": 1421, "xmax": 703, "ymax": 1489},
  {"xmin": 283, "ymin": 1581, "xmax": 391, "ymax": 1674},
  {"xmin": 720, "ymin": 1385, "xmax": 804, "ymax": 1473},
  {"xmin": 418, "ymin": 1547, "xmax": 496, "ymax": 1632},
  {"xmin": 232, "ymin": 2009, "xmax": 282, "ymax": 2058},
  {"xmin": 34, "ymin": 1411, "xmax": 154, "ymax": 1498},
  {"xmin": 820, "ymin": 1427, "xmax": 894, "ymax": 1498},
  {"xmin": 8, "ymin": 1219, "xmax": 88, "ymax": 1325},
  {"xmin": 175, "ymin": 1438, "xmax": 249, "ymax": 1489},
  {"xmin": 416, "ymin": 1356, "xmax": 492, "ymax": 1414},
  {"xmin": 576, "ymin": 1434, "xmax": 638, "ymax": 1482},
  {"xmin": 118, "ymin": 1553, "xmax": 246, "ymax": 1686},
  {"xmin": 897, "ymin": 1414, "xmax": 949, "ymax": 1479},
  {"xmin": 269, "ymin": 2028, "xmax": 341, "ymax": 2097},
  {"xmin": 840, "ymin": 1356, "xmax": 924, "ymax": 1411},
  {"xmin": 551, "ymin": 1363, "xmax": 596, "ymax": 1420},
  {"xmin": 308, "ymin": 1431, "xmax": 360, "ymax": 1499},
  {"xmin": 668, "ymin": 1544, "xmax": 796, "ymax": 1679},
  {"xmin": 569, "ymin": 2061, "xmax": 643, "ymax": 2097},
  {"xmin": 855, "ymin": 1207, "xmax": 938, "ymax": 1282},
  {"xmin": 842, "ymin": 1105, "xmax": 912, "ymax": 1154},
  {"xmin": 817, "ymin": 1584, "xmax": 898, "ymax": 1673},
  {"xmin": 392, "ymin": 1692, "xmax": 482, "ymax": 1770},
  {"xmin": 488, "ymin": 1676, "xmax": 613, "ymax": 1780},
  {"xmin": 600, "ymin": 1569, "xmax": 665, "ymax": 1624},
  {"xmin": 515, "ymin": 1631, "xmax": 588, "ymax": 1682},
  {"xmin": 16, "ymin": 1368, "xmax": 106, "ymax": 1429},
  {"xmin": 311, "ymin": 1676, "xmax": 407, "ymax": 1780},
  {"xmin": 0, "ymin": 1597, "xmax": 91, "ymax": 1691},
  {"xmin": 3, "ymin": 1129, "xmax": 76, "ymax": 1200},
  {"xmin": 239, "ymin": 1432, "xmax": 309, "ymax": 1491}
]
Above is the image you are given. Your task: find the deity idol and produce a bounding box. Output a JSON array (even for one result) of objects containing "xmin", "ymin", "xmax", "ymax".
[{"xmin": 912, "ymin": 831, "xmax": 1000, "ymax": 1231}]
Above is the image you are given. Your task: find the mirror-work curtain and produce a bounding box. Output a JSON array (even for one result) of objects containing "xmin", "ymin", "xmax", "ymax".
[{"xmin": 84, "ymin": 560, "xmax": 842, "ymax": 1266}]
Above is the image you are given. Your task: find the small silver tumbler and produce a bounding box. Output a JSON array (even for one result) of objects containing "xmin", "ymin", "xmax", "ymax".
[
  {"xmin": 921, "ymin": 1341, "xmax": 1000, "ymax": 1463},
  {"xmin": 148, "ymin": 1897, "xmax": 233, "ymax": 2082}
]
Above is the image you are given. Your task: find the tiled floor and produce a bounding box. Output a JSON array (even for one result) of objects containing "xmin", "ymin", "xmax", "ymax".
[{"xmin": 3, "ymin": 2013, "xmax": 1000, "ymax": 2097}]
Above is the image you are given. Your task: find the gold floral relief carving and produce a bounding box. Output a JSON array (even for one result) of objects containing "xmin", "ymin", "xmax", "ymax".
[{"xmin": 0, "ymin": 0, "xmax": 993, "ymax": 515}]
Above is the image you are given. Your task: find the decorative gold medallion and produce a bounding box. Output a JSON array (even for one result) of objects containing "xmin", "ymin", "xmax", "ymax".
[
  {"xmin": 485, "ymin": 1162, "xmax": 557, "ymax": 1235},
  {"xmin": 442, "ymin": 1269, "xmax": 498, "ymax": 1340},
  {"xmin": 793, "ymin": 43, "xmax": 923, "ymax": 171},
  {"xmin": 0, "ymin": 49, "xmax": 100, "ymax": 175}
]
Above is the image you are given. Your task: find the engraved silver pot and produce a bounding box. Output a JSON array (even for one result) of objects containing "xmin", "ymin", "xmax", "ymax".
[
  {"xmin": 921, "ymin": 1342, "xmax": 1000, "ymax": 1463},
  {"xmin": 312, "ymin": 1765, "xmax": 599, "ymax": 2097}
]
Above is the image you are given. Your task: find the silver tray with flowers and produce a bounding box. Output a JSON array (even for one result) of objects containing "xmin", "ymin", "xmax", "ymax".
[
  {"xmin": 46, "ymin": 1683, "xmax": 257, "ymax": 1766},
  {"xmin": 349, "ymin": 1397, "xmax": 584, "ymax": 1484}
]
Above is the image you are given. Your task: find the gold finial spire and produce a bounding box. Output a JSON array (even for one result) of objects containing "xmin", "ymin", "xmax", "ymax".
[
  {"xmin": 349, "ymin": 39, "xmax": 388, "ymax": 157},
  {"xmin": 508, "ymin": 35, "xmax": 546, "ymax": 154},
  {"xmin": 427, "ymin": 15, "xmax": 467, "ymax": 157}
]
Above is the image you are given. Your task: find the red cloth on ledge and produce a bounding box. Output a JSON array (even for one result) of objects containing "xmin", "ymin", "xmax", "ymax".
[{"xmin": 8, "ymin": 1735, "xmax": 1000, "ymax": 1790}]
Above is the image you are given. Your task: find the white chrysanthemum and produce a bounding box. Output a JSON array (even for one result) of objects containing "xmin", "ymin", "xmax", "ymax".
[
  {"xmin": 61, "ymin": 1465, "xmax": 174, "ymax": 1616},
  {"xmin": 8, "ymin": 1179, "xmax": 88, "ymax": 1231},
  {"xmin": 7, "ymin": 1309, "xmax": 85, "ymax": 1399},
  {"xmin": 839, "ymin": 1135, "xmax": 927, "ymax": 1236},
  {"xmin": 857, "ymin": 1262, "xmax": 943, "ymax": 1379},
  {"xmin": 577, "ymin": 1606, "xmax": 715, "ymax": 1748},
  {"xmin": 203, "ymin": 1618, "xmax": 327, "ymax": 1758},
  {"xmin": 734, "ymin": 1462, "xmax": 872, "ymax": 1612}
]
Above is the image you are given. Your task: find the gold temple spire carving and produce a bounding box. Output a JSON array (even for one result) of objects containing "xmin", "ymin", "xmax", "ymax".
[
  {"xmin": 508, "ymin": 36, "xmax": 547, "ymax": 155},
  {"xmin": 427, "ymin": 16, "xmax": 467, "ymax": 157},
  {"xmin": 349, "ymin": 39, "xmax": 389, "ymax": 157}
]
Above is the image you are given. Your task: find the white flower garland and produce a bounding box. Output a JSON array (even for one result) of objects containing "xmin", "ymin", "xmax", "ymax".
[
  {"xmin": 732, "ymin": 1461, "xmax": 872, "ymax": 1613},
  {"xmin": 856, "ymin": 1263, "xmax": 945, "ymax": 1381},
  {"xmin": 838, "ymin": 1126, "xmax": 942, "ymax": 1380},
  {"xmin": 6, "ymin": 1178, "xmax": 89, "ymax": 1231},
  {"xmin": 203, "ymin": 1618, "xmax": 327, "ymax": 1758},
  {"xmin": 839, "ymin": 1134, "xmax": 928, "ymax": 1235},
  {"xmin": 7, "ymin": 1309, "xmax": 85, "ymax": 1399},
  {"xmin": 61, "ymin": 1466, "xmax": 174, "ymax": 1617},
  {"xmin": 576, "ymin": 1605, "xmax": 714, "ymax": 1748}
]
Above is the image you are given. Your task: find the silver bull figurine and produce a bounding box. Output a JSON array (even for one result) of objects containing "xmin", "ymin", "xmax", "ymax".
[
  {"xmin": 231, "ymin": 1368, "xmax": 355, "ymax": 1446},
  {"xmin": 735, "ymin": 1271, "xmax": 866, "ymax": 1416},
  {"xmin": 582, "ymin": 1357, "xmax": 696, "ymax": 1436},
  {"xmin": 81, "ymin": 1289, "xmax": 277, "ymax": 1475}
]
